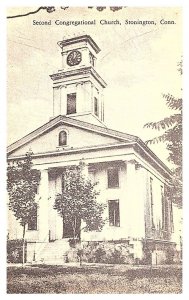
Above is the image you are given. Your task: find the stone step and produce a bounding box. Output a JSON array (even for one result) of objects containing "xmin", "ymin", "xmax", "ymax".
[
  {"xmin": 34, "ymin": 259, "xmax": 68, "ymax": 265},
  {"xmin": 40, "ymin": 250, "xmax": 68, "ymax": 257},
  {"xmin": 40, "ymin": 252, "xmax": 68, "ymax": 257},
  {"xmin": 42, "ymin": 245, "xmax": 69, "ymax": 251},
  {"xmin": 53, "ymin": 239, "xmax": 70, "ymax": 244},
  {"xmin": 35, "ymin": 240, "xmax": 71, "ymax": 262}
]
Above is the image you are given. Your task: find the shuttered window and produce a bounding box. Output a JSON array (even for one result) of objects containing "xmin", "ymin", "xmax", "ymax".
[
  {"xmin": 108, "ymin": 168, "xmax": 119, "ymax": 188},
  {"xmin": 67, "ymin": 93, "xmax": 76, "ymax": 114}
]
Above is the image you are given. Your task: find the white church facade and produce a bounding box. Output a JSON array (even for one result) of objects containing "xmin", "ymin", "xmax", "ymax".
[{"xmin": 7, "ymin": 35, "xmax": 177, "ymax": 264}]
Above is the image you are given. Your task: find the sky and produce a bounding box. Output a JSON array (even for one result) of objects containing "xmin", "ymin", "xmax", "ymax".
[{"xmin": 7, "ymin": 6, "xmax": 182, "ymax": 167}]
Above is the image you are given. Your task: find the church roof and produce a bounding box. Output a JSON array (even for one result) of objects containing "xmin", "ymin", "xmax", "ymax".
[
  {"xmin": 7, "ymin": 115, "xmax": 137, "ymax": 152},
  {"xmin": 7, "ymin": 115, "xmax": 172, "ymax": 178}
]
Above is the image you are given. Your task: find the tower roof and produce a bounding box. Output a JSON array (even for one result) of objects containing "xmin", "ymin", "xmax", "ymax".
[{"xmin": 57, "ymin": 35, "xmax": 101, "ymax": 54}]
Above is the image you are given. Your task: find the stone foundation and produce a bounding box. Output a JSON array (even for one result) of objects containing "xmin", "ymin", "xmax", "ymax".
[
  {"xmin": 142, "ymin": 239, "xmax": 177, "ymax": 265},
  {"xmin": 25, "ymin": 238, "xmax": 178, "ymax": 265}
]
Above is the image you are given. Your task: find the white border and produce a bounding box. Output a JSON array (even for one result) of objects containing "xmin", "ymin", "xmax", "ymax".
[{"xmin": 1, "ymin": 0, "xmax": 189, "ymax": 298}]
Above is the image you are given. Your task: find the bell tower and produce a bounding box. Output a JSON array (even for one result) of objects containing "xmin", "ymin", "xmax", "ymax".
[{"xmin": 50, "ymin": 35, "xmax": 107, "ymax": 126}]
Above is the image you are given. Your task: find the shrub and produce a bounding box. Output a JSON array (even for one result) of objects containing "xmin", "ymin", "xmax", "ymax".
[
  {"xmin": 165, "ymin": 247, "xmax": 175, "ymax": 264},
  {"xmin": 7, "ymin": 239, "xmax": 27, "ymax": 263},
  {"xmin": 81, "ymin": 242, "xmax": 130, "ymax": 264},
  {"xmin": 93, "ymin": 247, "xmax": 106, "ymax": 263},
  {"xmin": 68, "ymin": 238, "xmax": 80, "ymax": 248},
  {"xmin": 106, "ymin": 248, "xmax": 125, "ymax": 264}
]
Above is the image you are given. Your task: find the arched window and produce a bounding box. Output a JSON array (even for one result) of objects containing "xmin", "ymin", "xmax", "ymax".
[{"xmin": 59, "ymin": 131, "xmax": 67, "ymax": 146}]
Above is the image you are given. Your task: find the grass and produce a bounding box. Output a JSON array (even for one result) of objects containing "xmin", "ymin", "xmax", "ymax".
[{"xmin": 7, "ymin": 264, "xmax": 182, "ymax": 294}]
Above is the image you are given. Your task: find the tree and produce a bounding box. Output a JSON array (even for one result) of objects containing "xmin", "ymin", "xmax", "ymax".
[
  {"xmin": 7, "ymin": 6, "xmax": 56, "ymax": 19},
  {"xmin": 53, "ymin": 162, "xmax": 106, "ymax": 242},
  {"xmin": 7, "ymin": 152, "xmax": 40, "ymax": 265},
  {"xmin": 144, "ymin": 61, "xmax": 182, "ymax": 207}
]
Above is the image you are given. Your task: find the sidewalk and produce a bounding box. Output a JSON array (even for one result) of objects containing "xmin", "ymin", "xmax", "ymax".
[{"xmin": 7, "ymin": 261, "xmax": 182, "ymax": 270}]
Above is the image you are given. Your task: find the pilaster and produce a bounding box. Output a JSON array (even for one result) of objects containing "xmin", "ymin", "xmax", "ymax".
[
  {"xmin": 91, "ymin": 83, "xmax": 94, "ymax": 112},
  {"xmin": 61, "ymin": 51, "xmax": 67, "ymax": 69},
  {"xmin": 82, "ymin": 47, "xmax": 90, "ymax": 66},
  {"xmin": 53, "ymin": 86, "xmax": 61, "ymax": 117},
  {"xmin": 76, "ymin": 83, "xmax": 83, "ymax": 113},
  {"xmin": 84, "ymin": 81, "xmax": 92, "ymax": 111},
  {"xmin": 60, "ymin": 85, "xmax": 67, "ymax": 115},
  {"xmin": 125, "ymin": 160, "xmax": 138, "ymax": 237},
  {"xmin": 81, "ymin": 162, "xmax": 89, "ymax": 178},
  {"xmin": 135, "ymin": 163, "xmax": 148, "ymax": 238},
  {"xmin": 100, "ymin": 91, "xmax": 104, "ymax": 121}
]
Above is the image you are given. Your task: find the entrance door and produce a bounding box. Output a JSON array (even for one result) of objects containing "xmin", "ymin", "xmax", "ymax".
[{"xmin": 63, "ymin": 218, "xmax": 81, "ymax": 239}]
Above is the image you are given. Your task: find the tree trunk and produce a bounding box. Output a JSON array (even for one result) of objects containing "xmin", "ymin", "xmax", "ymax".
[
  {"xmin": 72, "ymin": 218, "xmax": 76, "ymax": 241},
  {"xmin": 22, "ymin": 224, "xmax": 26, "ymax": 267},
  {"xmin": 62, "ymin": 217, "xmax": 64, "ymax": 239},
  {"xmin": 62, "ymin": 209, "xmax": 64, "ymax": 239}
]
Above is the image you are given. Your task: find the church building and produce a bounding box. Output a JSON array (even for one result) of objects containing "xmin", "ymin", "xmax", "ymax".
[{"xmin": 7, "ymin": 35, "xmax": 176, "ymax": 264}]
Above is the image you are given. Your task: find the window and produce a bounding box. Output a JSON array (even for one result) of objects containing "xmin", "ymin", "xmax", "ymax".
[
  {"xmin": 107, "ymin": 168, "xmax": 119, "ymax": 188},
  {"xmin": 28, "ymin": 205, "xmax": 37, "ymax": 231},
  {"xmin": 94, "ymin": 97, "xmax": 99, "ymax": 117},
  {"xmin": 67, "ymin": 93, "xmax": 76, "ymax": 114},
  {"xmin": 59, "ymin": 131, "xmax": 67, "ymax": 146},
  {"xmin": 150, "ymin": 178, "xmax": 154, "ymax": 228},
  {"xmin": 108, "ymin": 200, "xmax": 120, "ymax": 226}
]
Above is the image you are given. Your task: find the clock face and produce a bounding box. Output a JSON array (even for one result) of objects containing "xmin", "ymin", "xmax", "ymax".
[{"xmin": 67, "ymin": 50, "xmax": 82, "ymax": 66}]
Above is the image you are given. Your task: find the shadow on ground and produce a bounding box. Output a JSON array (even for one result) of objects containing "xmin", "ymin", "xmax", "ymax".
[{"xmin": 7, "ymin": 264, "xmax": 182, "ymax": 294}]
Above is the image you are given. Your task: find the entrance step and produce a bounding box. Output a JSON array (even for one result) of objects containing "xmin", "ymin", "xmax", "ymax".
[{"xmin": 33, "ymin": 239, "xmax": 71, "ymax": 264}]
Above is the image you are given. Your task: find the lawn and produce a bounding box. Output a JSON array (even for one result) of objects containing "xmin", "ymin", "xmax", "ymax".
[{"xmin": 7, "ymin": 264, "xmax": 182, "ymax": 294}]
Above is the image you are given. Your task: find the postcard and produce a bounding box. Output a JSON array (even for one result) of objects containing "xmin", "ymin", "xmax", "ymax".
[{"xmin": 6, "ymin": 6, "xmax": 182, "ymax": 294}]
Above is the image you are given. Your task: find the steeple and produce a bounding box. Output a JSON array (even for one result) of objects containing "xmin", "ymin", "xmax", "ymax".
[{"xmin": 50, "ymin": 35, "xmax": 107, "ymax": 126}]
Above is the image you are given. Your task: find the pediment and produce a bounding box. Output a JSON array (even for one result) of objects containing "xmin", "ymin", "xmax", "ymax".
[{"xmin": 7, "ymin": 116, "xmax": 136, "ymax": 158}]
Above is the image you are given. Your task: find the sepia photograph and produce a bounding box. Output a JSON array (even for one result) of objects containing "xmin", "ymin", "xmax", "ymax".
[{"xmin": 6, "ymin": 5, "xmax": 182, "ymax": 294}]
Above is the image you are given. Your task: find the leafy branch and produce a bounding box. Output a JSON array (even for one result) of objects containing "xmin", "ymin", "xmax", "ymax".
[
  {"xmin": 143, "ymin": 60, "xmax": 182, "ymax": 206},
  {"xmin": 7, "ymin": 6, "xmax": 56, "ymax": 19}
]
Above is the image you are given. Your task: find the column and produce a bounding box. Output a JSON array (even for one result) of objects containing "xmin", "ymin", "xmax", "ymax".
[
  {"xmin": 48, "ymin": 172, "xmax": 57, "ymax": 241},
  {"xmin": 80, "ymin": 162, "xmax": 89, "ymax": 241},
  {"xmin": 55, "ymin": 174, "xmax": 63, "ymax": 239},
  {"xmin": 38, "ymin": 169, "xmax": 49, "ymax": 241}
]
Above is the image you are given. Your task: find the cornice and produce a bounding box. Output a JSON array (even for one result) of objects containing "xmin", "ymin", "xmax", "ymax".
[
  {"xmin": 57, "ymin": 35, "xmax": 101, "ymax": 54},
  {"xmin": 7, "ymin": 142, "xmax": 132, "ymax": 160},
  {"xmin": 50, "ymin": 67, "xmax": 107, "ymax": 88}
]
